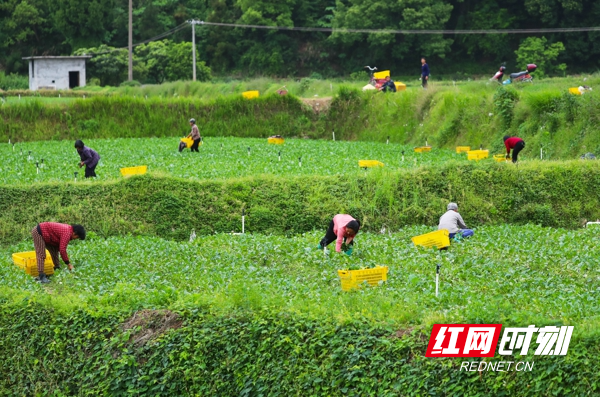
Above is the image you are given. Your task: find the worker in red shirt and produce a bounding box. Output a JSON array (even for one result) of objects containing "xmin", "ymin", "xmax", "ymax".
[
  {"xmin": 504, "ymin": 135, "xmax": 525, "ymax": 163},
  {"xmin": 31, "ymin": 222, "xmax": 86, "ymax": 283}
]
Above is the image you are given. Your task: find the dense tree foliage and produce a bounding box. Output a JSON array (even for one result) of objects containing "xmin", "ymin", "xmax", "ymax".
[{"xmin": 1, "ymin": 0, "xmax": 598, "ymax": 81}]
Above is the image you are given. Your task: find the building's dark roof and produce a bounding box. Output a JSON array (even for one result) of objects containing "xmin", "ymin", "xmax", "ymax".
[{"xmin": 22, "ymin": 56, "xmax": 92, "ymax": 60}]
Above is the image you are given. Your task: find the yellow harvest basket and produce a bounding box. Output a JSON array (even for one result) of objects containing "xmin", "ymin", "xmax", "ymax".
[
  {"xmin": 373, "ymin": 70, "xmax": 390, "ymax": 79},
  {"xmin": 569, "ymin": 87, "xmax": 582, "ymax": 95},
  {"xmin": 467, "ymin": 149, "xmax": 489, "ymax": 161},
  {"xmin": 242, "ymin": 90, "xmax": 259, "ymax": 99},
  {"xmin": 181, "ymin": 137, "xmax": 194, "ymax": 148},
  {"xmin": 494, "ymin": 154, "xmax": 510, "ymax": 162},
  {"xmin": 120, "ymin": 165, "xmax": 148, "ymax": 177},
  {"xmin": 456, "ymin": 146, "xmax": 471, "ymax": 153},
  {"xmin": 415, "ymin": 146, "xmax": 432, "ymax": 153},
  {"xmin": 395, "ymin": 82, "xmax": 406, "ymax": 91},
  {"xmin": 268, "ymin": 136, "xmax": 284, "ymax": 144},
  {"xmin": 359, "ymin": 160, "xmax": 384, "ymax": 168},
  {"xmin": 12, "ymin": 251, "xmax": 55, "ymax": 277},
  {"xmin": 411, "ymin": 229, "xmax": 450, "ymax": 250},
  {"xmin": 337, "ymin": 266, "xmax": 389, "ymax": 291}
]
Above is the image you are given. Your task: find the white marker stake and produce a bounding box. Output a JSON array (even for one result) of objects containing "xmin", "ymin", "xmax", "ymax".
[
  {"xmin": 74, "ymin": 172, "xmax": 78, "ymax": 182},
  {"xmin": 19, "ymin": 94, "xmax": 21, "ymax": 100},
  {"xmin": 387, "ymin": 136, "xmax": 389, "ymax": 145},
  {"xmin": 425, "ymin": 138, "xmax": 428, "ymax": 147},
  {"xmin": 8, "ymin": 139, "xmax": 10, "ymax": 145},
  {"xmin": 332, "ymin": 131, "xmax": 335, "ymax": 141},
  {"xmin": 247, "ymin": 147, "xmax": 250, "ymax": 156},
  {"xmin": 436, "ymin": 263, "xmax": 441, "ymax": 297},
  {"xmin": 242, "ymin": 209, "xmax": 245, "ymax": 234},
  {"xmin": 299, "ymin": 157, "xmax": 302, "ymax": 167},
  {"xmin": 540, "ymin": 147, "xmax": 543, "ymax": 160},
  {"xmin": 278, "ymin": 151, "xmax": 281, "ymax": 162}
]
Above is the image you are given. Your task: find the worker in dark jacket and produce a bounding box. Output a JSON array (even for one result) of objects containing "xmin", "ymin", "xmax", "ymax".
[
  {"xmin": 504, "ymin": 135, "xmax": 525, "ymax": 163},
  {"xmin": 421, "ymin": 58, "xmax": 430, "ymax": 89},
  {"xmin": 380, "ymin": 76, "xmax": 397, "ymax": 92},
  {"xmin": 31, "ymin": 222, "xmax": 86, "ymax": 283},
  {"xmin": 75, "ymin": 140, "xmax": 100, "ymax": 178}
]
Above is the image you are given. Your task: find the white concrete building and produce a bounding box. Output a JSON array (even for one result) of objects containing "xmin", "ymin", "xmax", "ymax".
[{"xmin": 22, "ymin": 56, "xmax": 92, "ymax": 91}]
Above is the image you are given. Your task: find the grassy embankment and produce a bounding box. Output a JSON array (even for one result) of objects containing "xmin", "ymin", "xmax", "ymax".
[{"xmin": 2, "ymin": 77, "xmax": 599, "ymax": 158}]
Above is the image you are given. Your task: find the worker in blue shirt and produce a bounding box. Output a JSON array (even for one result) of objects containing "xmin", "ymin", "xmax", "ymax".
[{"xmin": 421, "ymin": 57, "xmax": 429, "ymax": 89}]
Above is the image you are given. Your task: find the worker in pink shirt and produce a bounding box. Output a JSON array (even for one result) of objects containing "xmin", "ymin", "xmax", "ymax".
[
  {"xmin": 504, "ymin": 135, "xmax": 525, "ymax": 163},
  {"xmin": 317, "ymin": 214, "xmax": 361, "ymax": 255}
]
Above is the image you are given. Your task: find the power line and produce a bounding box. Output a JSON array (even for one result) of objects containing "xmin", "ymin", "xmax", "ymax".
[
  {"xmin": 190, "ymin": 20, "xmax": 600, "ymax": 35},
  {"xmin": 80, "ymin": 22, "xmax": 189, "ymax": 56}
]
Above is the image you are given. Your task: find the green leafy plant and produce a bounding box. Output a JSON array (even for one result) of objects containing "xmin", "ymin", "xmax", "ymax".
[{"xmin": 515, "ymin": 36, "xmax": 567, "ymax": 78}]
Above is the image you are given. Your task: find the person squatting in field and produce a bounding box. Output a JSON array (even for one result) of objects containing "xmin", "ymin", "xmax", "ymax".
[
  {"xmin": 31, "ymin": 222, "xmax": 86, "ymax": 283},
  {"xmin": 187, "ymin": 118, "xmax": 202, "ymax": 152},
  {"xmin": 75, "ymin": 140, "xmax": 100, "ymax": 178},
  {"xmin": 380, "ymin": 76, "xmax": 397, "ymax": 92},
  {"xmin": 504, "ymin": 135, "xmax": 525, "ymax": 163},
  {"xmin": 318, "ymin": 214, "xmax": 361, "ymax": 255},
  {"xmin": 439, "ymin": 203, "xmax": 474, "ymax": 240}
]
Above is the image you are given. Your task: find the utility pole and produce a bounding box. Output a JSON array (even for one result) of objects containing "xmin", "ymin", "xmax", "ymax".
[
  {"xmin": 128, "ymin": 0, "xmax": 133, "ymax": 81},
  {"xmin": 192, "ymin": 21, "xmax": 196, "ymax": 81}
]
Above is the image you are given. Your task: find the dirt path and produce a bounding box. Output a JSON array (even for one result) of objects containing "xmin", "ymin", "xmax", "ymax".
[{"xmin": 300, "ymin": 97, "xmax": 332, "ymax": 114}]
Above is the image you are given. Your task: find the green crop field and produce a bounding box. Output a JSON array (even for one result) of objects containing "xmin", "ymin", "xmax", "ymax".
[
  {"xmin": 0, "ymin": 137, "xmax": 493, "ymax": 184},
  {"xmin": 2, "ymin": 224, "xmax": 599, "ymax": 327},
  {"xmin": 2, "ymin": 82, "xmax": 600, "ymax": 395}
]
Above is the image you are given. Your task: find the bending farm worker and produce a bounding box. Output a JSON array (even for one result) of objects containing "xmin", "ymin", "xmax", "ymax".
[
  {"xmin": 438, "ymin": 203, "xmax": 474, "ymax": 240},
  {"xmin": 318, "ymin": 214, "xmax": 361, "ymax": 255},
  {"xmin": 504, "ymin": 135, "xmax": 525, "ymax": 163},
  {"xmin": 31, "ymin": 222, "xmax": 86, "ymax": 283},
  {"xmin": 187, "ymin": 118, "xmax": 202, "ymax": 153},
  {"xmin": 75, "ymin": 140, "xmax": 100, "ymax": 178}
]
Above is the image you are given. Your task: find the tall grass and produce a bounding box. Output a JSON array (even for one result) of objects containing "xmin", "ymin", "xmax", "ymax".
[{"xmin": 2, "ymin": 74, "xmax": 600, "ymax": 158}]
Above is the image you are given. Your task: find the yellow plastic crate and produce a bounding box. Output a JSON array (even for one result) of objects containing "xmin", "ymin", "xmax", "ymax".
[
  {"xmin": 414, "ymin": 146, "xmax": 432, "ymax": 153},
  {"xmin": 411, "ymin": 229, "xmax": 450, "ymax": 250},
  {"xmin": 467, "ymin": 149, "xmax": 489, "ymax": 161},
  {"xmin": 268, "ymin": 136, "xmax": 284, "ymax": 144},
  {"xmin": 120, "ymin": 165, "xmax": 148, "ymax": 177},
  {"xmin": 456, "ymin": 146, "xmax": 471, "ymax": 153},
  {"xmin": 181, "ymin": 137, "xmax": 194, "ymax": 148},
  {"xmin": 395, "ymin": 82, "xmax": 406, "ymax": 91},
  {"xmin": 373, "ymin": 70, "xmax": 390, "ymax": 79},
  {"xmin": 358, "ymin": 160, "xmax": 384, "ymax": 168},
  {"xmin": 242, "ymin": 90, "xmax": 259, "ymax": 99},
  {"xmin": 337, "ymin": 266, "xmax": 389, "ymax": 291},
  {"xmin": 569, "ymin": 87, "xmax": 582, "ymax": 95},
  {"xmin": 494, "ymin": 154, "xmax": 509, "ymax": 162},
  {"xmin": 12, "ymin": 251, "xmax": 55, "ymax": 277}
]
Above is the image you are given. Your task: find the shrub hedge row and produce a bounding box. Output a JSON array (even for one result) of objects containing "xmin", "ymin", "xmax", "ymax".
[
  {"xmin": 0, "ymin": 161, "xmax": 598, "ymax": 245},
  {"xmin": 0, "ymin": 294, "xmax": 597, "ymax": 396}
]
